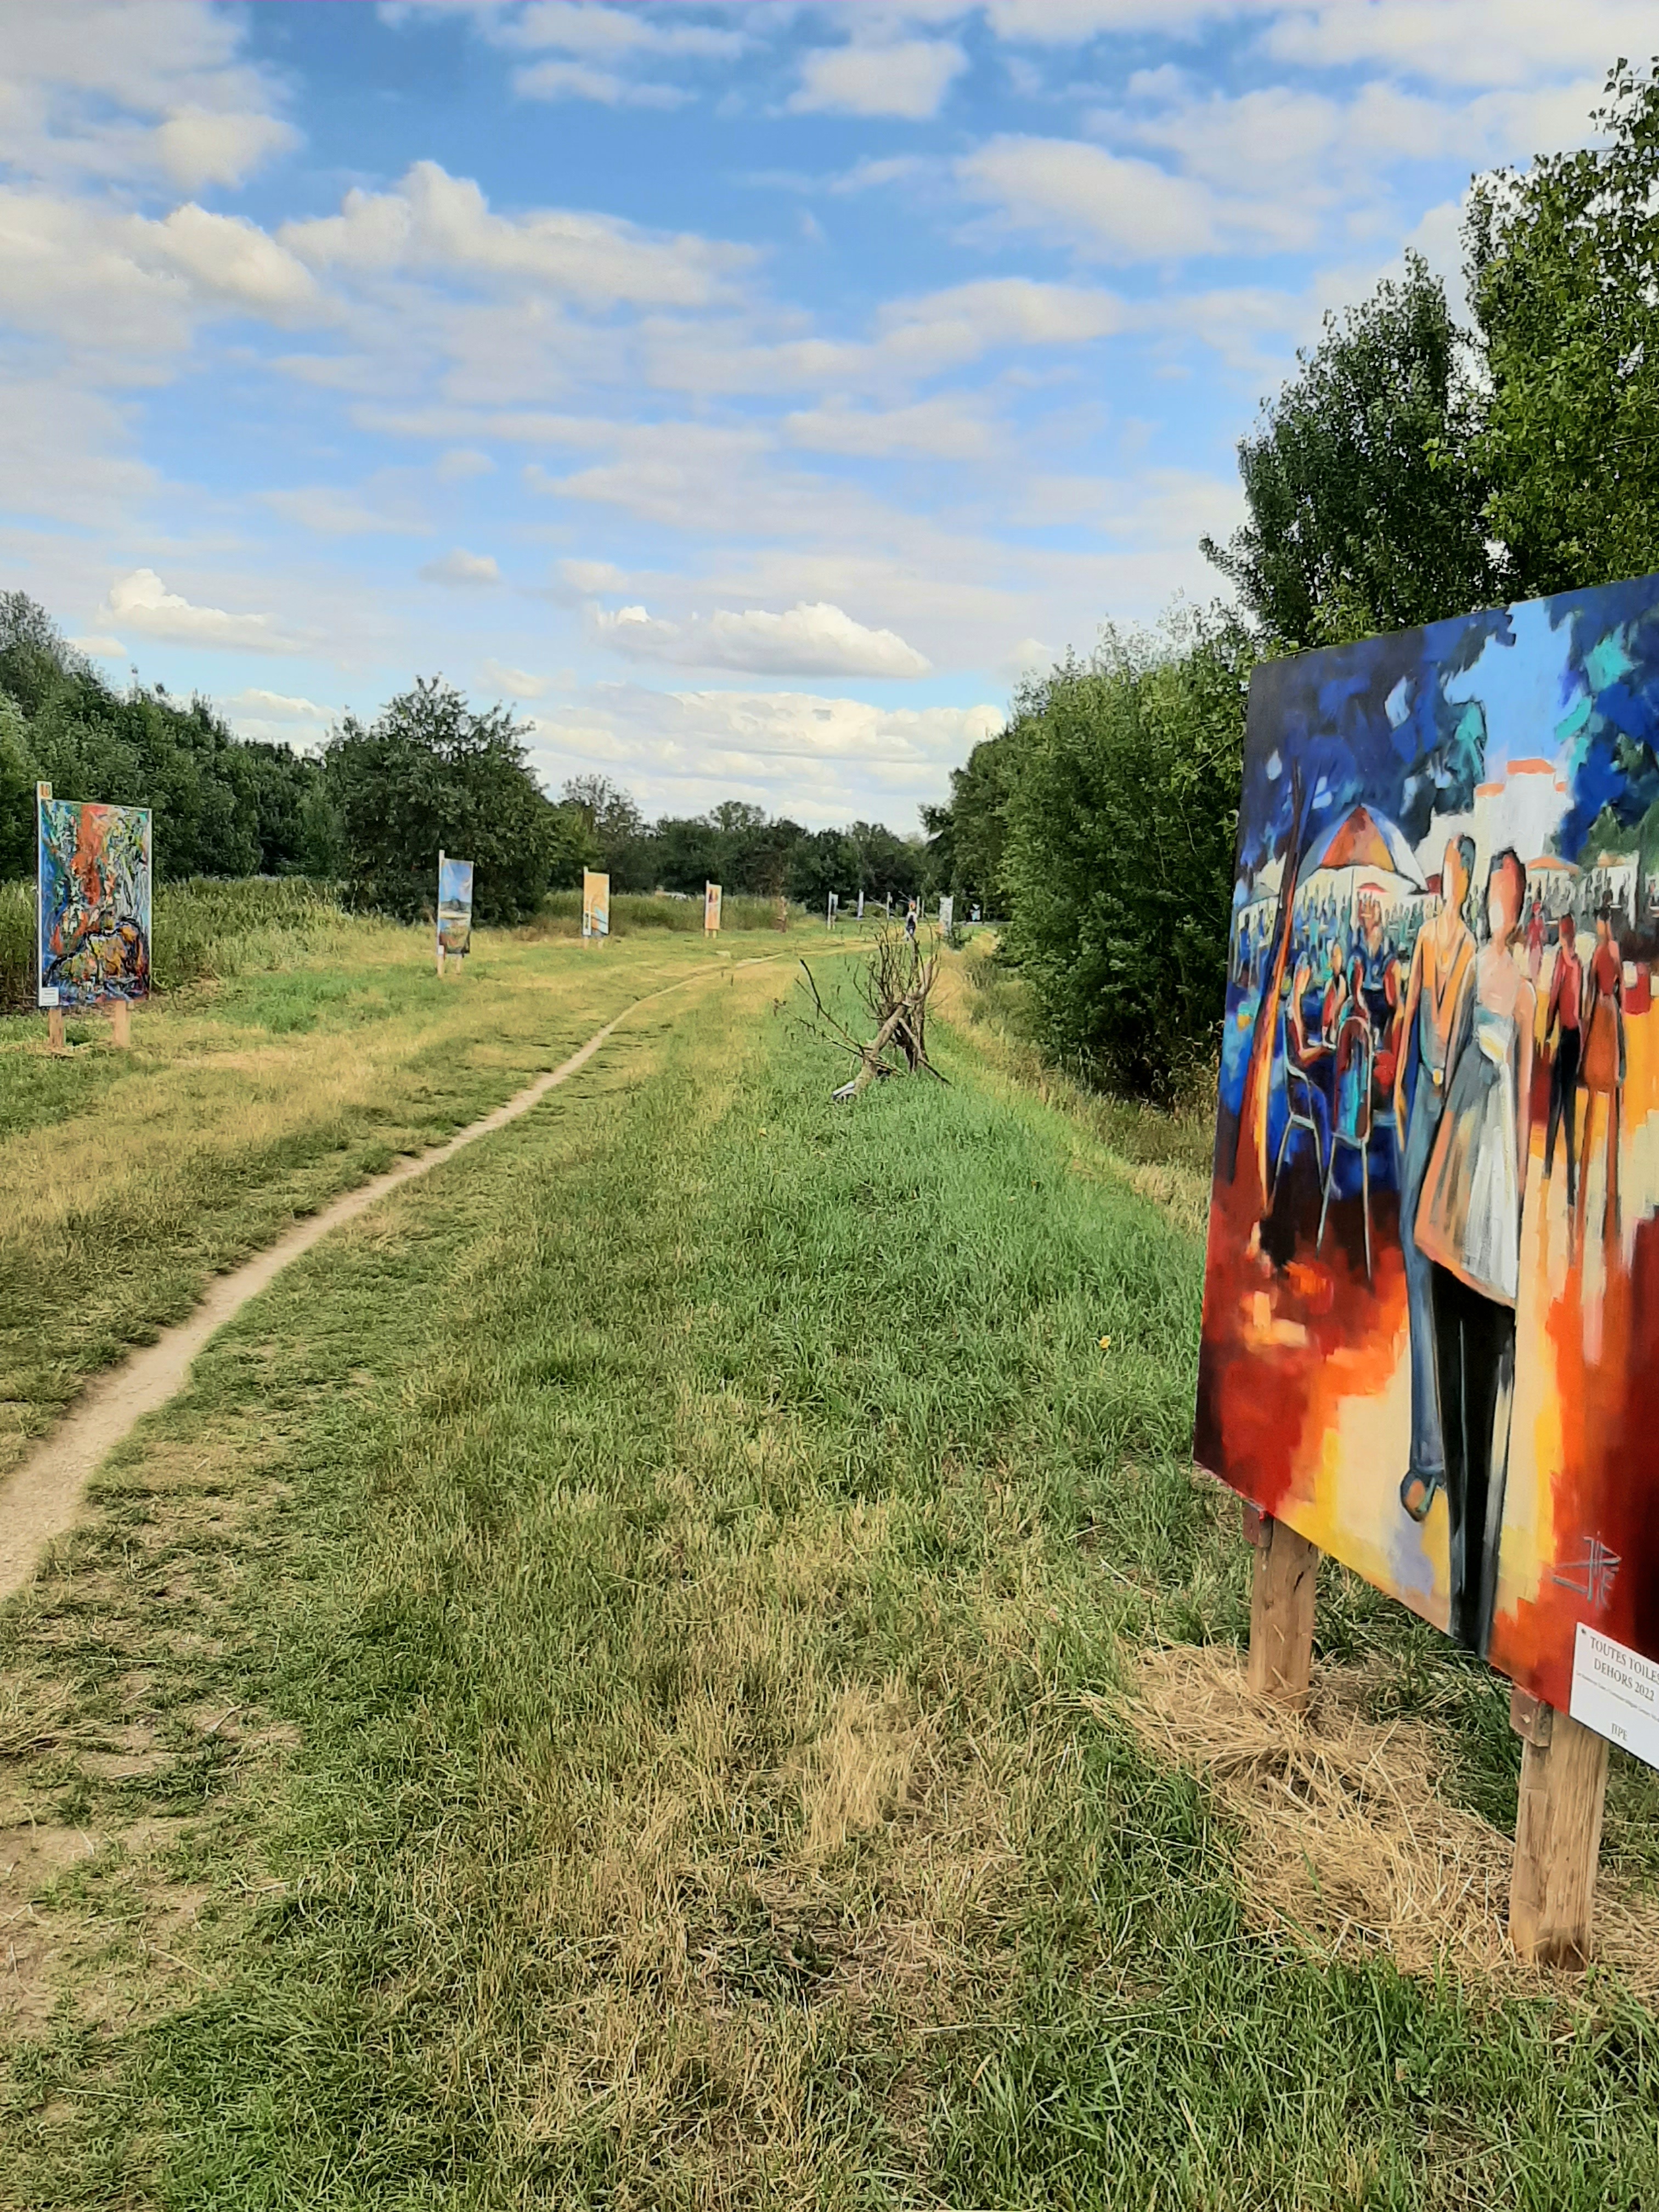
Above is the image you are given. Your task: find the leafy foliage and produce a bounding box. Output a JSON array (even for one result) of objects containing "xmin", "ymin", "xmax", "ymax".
[
  {"xmin": 325, "ymin": 678, "xmax": 559, "ymax": 926},
  {"xmin": 1468, "ymin": 58, "xmax": 1659, "ymax": 599},
  {"xmin": 1200, "ymin": 255, "xmax": 1496, "ymax": 648},
  {"xmin": 998, "ymin": 612, "xmax": 1254, "ymax": 1100}
]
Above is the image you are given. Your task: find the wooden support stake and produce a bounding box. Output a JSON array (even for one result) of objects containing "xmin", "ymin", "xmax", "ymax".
[
  {"xmin": 1508, "ymin": 1684, "xmax": 1609, "ymax": 1968},
  {"xmin": 46, "ymin": 1007, "xmax": 66, "ymax": 1051},
  {"xmin": 436, "ymin": 945, "xmax": 445, "ymax": 978},
  {"xmin": 1244, "ymin": 1506, "xmax": 1318, "ymax": 1709},
  {"xmin": 109, "ymin": 1001, "xmax": 131, "ymax": 1048}
]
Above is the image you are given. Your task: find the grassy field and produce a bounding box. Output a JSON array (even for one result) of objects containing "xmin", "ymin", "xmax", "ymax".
[
  {"xmin": 2, "ymin": 938, "xmax": 1658, "ymax": 2208},
  {"xmin": 0, "ymin": 916, "xmax": 786, "ymax": 1480}
]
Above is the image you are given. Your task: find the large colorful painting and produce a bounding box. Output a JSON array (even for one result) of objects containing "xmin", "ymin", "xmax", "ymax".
[
  {"xmin": 1196, "ymin": 572, "xmax": 1659, "ymax": 1726},
  {"xmin": 582, "ymin": 869, "xmax": 610, "ymax": 939},
  {"xmin": 437, "ymin": 852, "xmax": 474, "ymax": 957},
  {"xmin": 36, "ymin": 783, "xmax": 151, "ymax": 1010}
]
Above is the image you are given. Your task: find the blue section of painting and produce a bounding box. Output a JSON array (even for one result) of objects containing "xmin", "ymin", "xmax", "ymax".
[{"xmin": 437, "ymin": 855, "xmax": 474, "ymax": 956}]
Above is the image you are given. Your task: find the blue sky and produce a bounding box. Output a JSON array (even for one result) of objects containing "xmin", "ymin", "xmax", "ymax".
[{"xmin": 2, "ymin": 2, "xmax": 1641, "ymax": 830}]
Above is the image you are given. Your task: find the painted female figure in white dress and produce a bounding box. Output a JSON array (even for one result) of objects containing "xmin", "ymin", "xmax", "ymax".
[{"xmin": 1413, "ymin": 850, "xmax": 1535, "ymax": 1657}]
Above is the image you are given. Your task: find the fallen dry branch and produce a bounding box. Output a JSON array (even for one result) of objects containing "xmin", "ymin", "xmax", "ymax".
[{"xmin": 798, "ymin": 930, "xmax": 946, "ymax": 1099}]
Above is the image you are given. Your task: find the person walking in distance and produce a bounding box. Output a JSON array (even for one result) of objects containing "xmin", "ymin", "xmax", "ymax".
[
  {"xmin": 1414, "ymin": 850, "xmax": 1535, "ymax": 1656},
  {"xmin": 1542, "ymin": 915, "xmax": 1583, "ymax": 1205},
  {"xmin": 1393, "ymin": 836, "xmax": 1478, "ymax": 1525}
]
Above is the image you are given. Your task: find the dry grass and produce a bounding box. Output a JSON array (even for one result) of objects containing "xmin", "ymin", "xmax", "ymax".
[{"xmin": 1120, "ymin": 1643, "xmax": 1659, "ymax": 1997}]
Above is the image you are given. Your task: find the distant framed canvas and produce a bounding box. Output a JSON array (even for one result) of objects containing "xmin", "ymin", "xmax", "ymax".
[
  {"xmin": 437, "ymin": 852, "xmax": 474, "ymax": 957},
  {"xmin": 582, "ymin": 869, "xmax": 610, "ymax": 939},
  {"xmin": 704, "ymin": 881, "xmax": 721, "ymax": 934},
  {"xmin": 36, "ymin": 783, "xmax": 152, "ymax": 1011},
  {"xmin": 1196, "ymin": 572, "xmax": 1659, "ymax": 1723}
]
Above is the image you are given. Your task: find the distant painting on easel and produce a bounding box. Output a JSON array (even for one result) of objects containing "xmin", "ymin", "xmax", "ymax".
[
  {"xmin": 1197, "ymin": 570, "xmax": 1659, "ymax": 1732},
  {"xmin": 582, "ymin": 869, "xmax": 610, "ymax": 939},
  {"xmin": 437, "ymin": 853, "xmax": 474, "ymax": 957},
  {"xmin": 704, "ymin": 881, "xmax": 721, "ymax": 934},
  {"xmin": 36, "ymin": 783, "xmax": 151, "ymax": 1010}
]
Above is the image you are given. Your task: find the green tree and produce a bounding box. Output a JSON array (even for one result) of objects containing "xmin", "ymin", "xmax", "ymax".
[
  {"xmin": 1201, "ymin": 253, "xmax": 1496, "ymax": 647},
  {"xmin": 560, "ymin": 774, "xmax": 651, "ymax": 889},
  {"xmin": 1468, "ymin": 58, "xmax": 1659, "ymax": 599},
  {"xmin": 325, "ymin": 678, "xmax": 557, "ymax": 924},
  {"xmin": 1000, "ymin": 612, "xmax": 1253, "ymax": 1100},
  {"xmin": 0, "ymin": 692, "xmax": 37, "ymax": 882},
  {"xmin": 923, "ymin": 726, "xmax": 1018, "ymax": 916}
]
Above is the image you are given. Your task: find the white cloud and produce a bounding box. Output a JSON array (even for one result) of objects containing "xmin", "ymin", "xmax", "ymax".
[
  {"xmin": 436, "ymin": 447, "xmax": 496, "ymax": 481},
  {"xmin": 791, "ymin": 38, "xmax": 968, "ymax": 121},
  {"xmin": 591, "ymin": 599, "xmax": 933, "ymax": 678},
  {"xmin": 153, "ymin": 105, "xmax": 298, "ymax": 190},
  {"xmin": 783, "ymin": 396, "xmax": 993, "ymax": 460},
  {"xmin": 419, "ymin": 546, "xmax": 503, "ymax": 586},
  {"xmin": 1261, "ymin": 1, "xmax": 1659, "ymax": 91},
  {"xmin": 513, "ymin": 61, "xmax": 690, "ymax": 107},
  {"xmin": 525, "ymin": 682, "xmax": 1002, "ymax": 826},
  {"xmin": 496, "ymin": 3, "xmax": 746, "ymax": 60},
  {"xmin": 481, "ymin": 657, "xmax": 552, "ymax": 698},
  {"xmin": 68, "ymin": 633, "xmax": 127, "ymax": 659},
  {"xmin": 100, "ymin": 568, "xmax": 307, "ymax": 654},
  {"xmin": 958, "ymin": 133, "xmax": 1306, "ymax": 261},
  {"xmin": 981, "ymin": 0, "xmax": 1259, "ymax": 37},
  {"xmin": 280, "ymin": 160, "xmax": 752, "ymax": 309},
  {"xmin": 218, "ymin": 687, "xmax": 331, "ymax": 720},
  {"xmin": 262, "ymin": 486, "xmax": 428, "ymax": 535},
  {"xmin": 558, "ymin": 556, "xmax": 631, "ymax": 592}
]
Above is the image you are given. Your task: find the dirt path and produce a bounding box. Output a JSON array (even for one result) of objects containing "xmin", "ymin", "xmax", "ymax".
[{"xmin": 0, "ymin": 958, "xmax": 788, "ymax": 1605}]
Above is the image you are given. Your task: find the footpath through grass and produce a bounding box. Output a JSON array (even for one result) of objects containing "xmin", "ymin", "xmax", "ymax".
[
  {"xmin": 2, "ymin": 951, "xmax": 1657, "ymax": 2208},
  {"xmin": 0, "ymin": 921, "xmax": 786, "ymax": 1481}
]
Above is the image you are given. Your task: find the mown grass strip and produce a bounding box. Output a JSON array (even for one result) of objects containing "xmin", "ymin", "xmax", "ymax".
[{"xmin": 1, "ymin": 955, "xmax": 1656, "ymax": 2210}]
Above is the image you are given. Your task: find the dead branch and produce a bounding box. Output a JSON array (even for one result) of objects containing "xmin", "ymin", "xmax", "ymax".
[{"xmin": 799, "ymin": 926, "xmax": 946, "ymax": 1100}]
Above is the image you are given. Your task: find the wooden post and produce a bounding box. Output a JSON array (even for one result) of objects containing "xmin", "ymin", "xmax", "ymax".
[
  {"xmin": 1508, "ymin": 1685, "xmax": 1609, "ymax": 1968},
  {"xmin": 46, "ymin": 1008, "xmax": 66, "ymax": 1051},
  {"xmin": 1244, "ymin": 1504, "xmax": 1318, "ymax": 1709},
  {"xmin": 109, "ymin": 1000, "xmax": 131, "ymax": 1048},
  {"xmin": 436, "ymin": 945, "xmax": 445, "ymax": 978}
]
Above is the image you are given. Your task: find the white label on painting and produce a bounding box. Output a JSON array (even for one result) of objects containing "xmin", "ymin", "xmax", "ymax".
[
  {"xmin": 38, "ymin": 985, "xmax": 58, "ymax": 1008},
  {"xmin": 1569, "ymin": 1623, "xmax": 1659, "ymax": 1771}
]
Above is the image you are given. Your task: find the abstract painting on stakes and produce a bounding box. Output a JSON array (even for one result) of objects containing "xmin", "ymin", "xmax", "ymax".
[
  {"xmin": 582, "ymin": 869, "xmax": 610, "ymax": 940},
  {"xmin": 1196, "ymin": 572, "xmax": 1659, "ymax": 1726},
  {"xmin": 704, "ymin": 880, "xmax": 721, "ymax": 934},
  {"xmin": 437, "ymin": 852, "xmax": 474, "ymax": 957},
  {"xmin": 36, "ymin": 783, "xmax": 152, "ymax": 1010}
]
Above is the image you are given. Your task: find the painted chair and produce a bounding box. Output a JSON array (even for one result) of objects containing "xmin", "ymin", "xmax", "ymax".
[
  {"xmin": 1317, "ymin": 1011, "xmax": 1376, "ymax": 1282},
  {"xmin": 1272, "ymin": 1001, "xmax": 1328, "ymax": 1195}
]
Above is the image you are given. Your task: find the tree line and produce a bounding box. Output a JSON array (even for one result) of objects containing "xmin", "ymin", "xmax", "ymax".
[
  {"xmin": 926, "ymin": 57, "xmax": 1659, "ymax": 1098},
  {"xmin": 0, "ymin": 599, "xmax": 934, "ymax": 928}
]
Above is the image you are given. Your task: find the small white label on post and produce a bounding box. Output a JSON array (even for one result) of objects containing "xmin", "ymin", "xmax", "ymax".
[
  {"xmin": 1569, "ymin": 1623, "xmax": 1659, "ymax": 1771},
  {"xmin": 37, "ymin": 985, "xmax": 59, "ymax": 1008}
]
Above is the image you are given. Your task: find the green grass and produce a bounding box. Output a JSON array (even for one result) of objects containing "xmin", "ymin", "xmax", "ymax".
[
  {"xmin": 2, "ymin": 950, "xmax": 1656, "ymax": 2208},
  {"xmin": 0, "ymin": 921, "xmax": 785, "ymax": 1479}
]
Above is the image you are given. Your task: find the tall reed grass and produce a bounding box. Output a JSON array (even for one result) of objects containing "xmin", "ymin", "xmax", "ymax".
[
  {"xmin": 0, "ymin": 877, "xmax": 366, "ymax": 1014},
  {"xmin": 533, "ymin": 888, "xmax": 794, "ymax": 936}
]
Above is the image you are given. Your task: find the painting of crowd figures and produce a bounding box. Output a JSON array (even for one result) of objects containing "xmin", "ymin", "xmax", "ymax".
[
  {"xmin": 1195, "ymin": 572, "xmax": 1659, "ymax": 1714},
  {"xmin": 37, "ymin": 786, "xmax": 152, "ymax": 1010}
]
